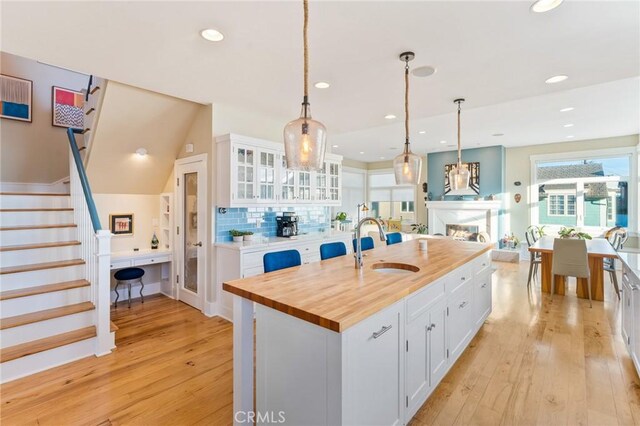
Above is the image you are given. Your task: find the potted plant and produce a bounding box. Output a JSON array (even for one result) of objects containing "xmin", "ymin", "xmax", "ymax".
[
  {"xmin": 411, "ymin": 223, "xmax": 428, "ymax": 234},
  {"xmin": 335, "ymin": 212, "xmax": 348, "ymax": 222},
  {"xmin": 558, "ymin": 227, "xmax": 592, "ymax": 240},
  {"xmin": 243, "ymin": 231, "xmax": 254, "ymax": 241},
  {"xmin": 230, "ymin": 229, "xmax": 244, "ymax": 242}
]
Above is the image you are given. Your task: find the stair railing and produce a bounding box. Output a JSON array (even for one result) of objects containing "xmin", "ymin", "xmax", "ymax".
[
  {"xmin": 67, "ymin": 128, "xmax": 112, "ymax": 356},
  {"xmin": 80, "ymin": 75, "xmax": 107, "ymax": 166}
]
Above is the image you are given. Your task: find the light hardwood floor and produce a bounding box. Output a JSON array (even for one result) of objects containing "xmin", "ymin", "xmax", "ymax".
[{"xmin": 2, "ymin": 262, "xmax": 640, "ymax": 425}]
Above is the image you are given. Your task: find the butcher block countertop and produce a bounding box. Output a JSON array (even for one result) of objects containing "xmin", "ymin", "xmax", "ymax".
[{"xmin": 223, "ymin": 238, "xmax": 492, "ymax": 332}]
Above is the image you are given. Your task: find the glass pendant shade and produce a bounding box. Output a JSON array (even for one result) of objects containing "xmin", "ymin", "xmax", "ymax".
[
  {"xmin": 393, "ymin": 150, "xmax": 422, "ymax": 185},
  {"xmin": 448, "ymin": 163, "xmax": 470, "ymax": 190},
  {"xmin": 283, "ymin": 105, "xmax": 327, "ymax": 171}
]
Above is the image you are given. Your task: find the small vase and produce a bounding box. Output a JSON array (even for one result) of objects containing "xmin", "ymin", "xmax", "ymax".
[{"xmin": 151, "ymin": 232, "xmax": 159, "ymax": 249}]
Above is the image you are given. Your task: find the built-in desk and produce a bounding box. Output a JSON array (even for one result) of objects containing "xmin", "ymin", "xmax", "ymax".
[
  {"xmin": 109, "ymin": 249, "xmax": 174, "ymax": 301},
  {"xmin": 110, "ymin": 249, "xmax": 172, "ymax": 270}
]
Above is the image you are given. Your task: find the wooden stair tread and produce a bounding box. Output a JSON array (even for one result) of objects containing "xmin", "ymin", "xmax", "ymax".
[
  {"xmin": 1, "ymin": 302, "xmax": 95, "ymax": 330},
  {"xmin": 0, "ymin": 208, "xmax": 73, "ymax": 212},
  {"xmin": 0, "ymin": 192, "xmax": 70, "ymax": 196},
  {"xmin": 110, "ymin": 321, "xmax": 119, "ymax": 332},
  {"xmin": 0, "ymin": 280, "xmax": 90, "ymax": 300},
  {"xmin": 0, "ymin": 224, "xmax": 77, "ymax": 231},
  {"xmin": 0, "ymin": 326, "xmax": 96, "ymax": 363},
  {"xmin": 0, "ymin": 259, "xmax": 85, "ymax": 275},
  {"xmin": 0, "ymin": 241, "xmax": 81, "ymax": 252}
]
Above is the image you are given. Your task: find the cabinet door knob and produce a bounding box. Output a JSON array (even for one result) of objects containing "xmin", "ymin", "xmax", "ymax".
[
  {"xmin": 461, "ymin": 276, "xmax": 466, "ymax": 281},
  {"xmin": 481, "ymin": 283, "xmax": 487, "ymax": 288},
  {"xmin": 372, "ymin": 324, "xmax": 393, "ymax": 339},
  {"xmin": 430, "ymin": 323, "xmax": 436, "ymax": 330},
  {"xmin": 459, "ymin": 301, "xmax": 468, "ymax": 309}
]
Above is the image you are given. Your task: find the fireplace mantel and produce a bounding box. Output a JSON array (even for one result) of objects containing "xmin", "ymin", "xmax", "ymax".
[{"xmin": 425, "ymin": 200, "xmax": 502, "ymax": 244}]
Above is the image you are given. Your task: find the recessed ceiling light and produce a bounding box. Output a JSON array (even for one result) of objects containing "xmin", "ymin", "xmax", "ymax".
[
  {"xmin": 419, "ymin": 130, "xmax": 426, "ymax": 134},
  {"xmin": 314, "ymin": 81, "xmax": 330, "ymax": 89},
  {"xmin": 560, "ymin": 107, "xmax": 574, "ymax": 112},
  {"xmin": 200, "ymin": 29, "xmax": 224, "ymax": 42},
  {"xmin": 492, "ymin": 133, "xmax": 504, "ymax": 137},
  {"xmin": 136, "ymin": 148, "xmax": 148, "ymax": 157},
  {"xmin": 412, "ymin": 66, "xmax": 437, "ymax": 78},
  {"xmin": 359, "ymin": 151, "xmax": 365, "ymax": 154},
  {"xmin": 384, "ymin": 114, "xmax": 396, "ymax": 120},
  {"xmin": 566, "ymin": 135, "xmax": 575, "ymax": 138},
  {"xmin": 440, "ymin": 140, "xmax": 447, "ymax": 144},
  {"xmin": 332, "ymin": 144, "xmax": 338, "ymax": 148},
  {"xmin": 563, "ymin": 123, "xmax": 574, "ymax": 128},
  {"xmin": 545, "ymin": 75, "xmax": 568, "ymax": 84},
  {"xmin": 530, "ymin": 0, "xmax": 564, "ymax": 13}
]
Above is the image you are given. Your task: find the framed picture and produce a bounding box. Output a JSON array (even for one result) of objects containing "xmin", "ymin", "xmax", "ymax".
[
  {"xmin": 52, "ymin": 86, "xmax": 84, "ymax": 129},
  {"xmin": 444, "ymin": 162, "xmax": 480, "ymax": 195},
  {"xmin": 109, "ymin": 214, "xmax": 134, "ymax": 236},
  {"xmin": 0, "ymin": 74, "xmax": 33, "ymax": 122}
]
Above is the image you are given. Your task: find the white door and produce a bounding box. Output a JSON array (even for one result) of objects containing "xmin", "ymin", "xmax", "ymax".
[{"xmin": 175, "ymin": 155, "xmax": 207, "ymax": 311}]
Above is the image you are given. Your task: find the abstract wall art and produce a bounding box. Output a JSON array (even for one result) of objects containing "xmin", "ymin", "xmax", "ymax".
[
  {"xmin": 0, "ymin": 74, "xmax": 33, "ymax": 122},
  {"xmin": 52, "ymin": 86, "xmax": 84, "ymax": 129}
]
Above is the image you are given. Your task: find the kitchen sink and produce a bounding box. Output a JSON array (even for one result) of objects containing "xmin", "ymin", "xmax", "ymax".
[{"xmin": 371, "ymin": 262, "xmax": 420, "ymax": 274}]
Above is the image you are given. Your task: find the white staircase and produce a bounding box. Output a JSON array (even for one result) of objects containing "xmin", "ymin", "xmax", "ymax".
[{"xmin": 0, "ymin": 192, "xmax": 103, "ymax": 381}]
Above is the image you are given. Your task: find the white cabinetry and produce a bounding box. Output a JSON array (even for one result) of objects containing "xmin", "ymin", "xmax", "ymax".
[
  {"xmin": 622, "ymin": 275, "xmax": 633, "ymax": 350},
  {"xmin": 619, "ymin": 255, "xmax": 640, "ymax": 378},
  {"xmin": 217, "ymin": 133, "xmax": 342, "ymax": 207}
]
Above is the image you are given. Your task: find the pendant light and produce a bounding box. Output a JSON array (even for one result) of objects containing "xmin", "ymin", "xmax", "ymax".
[
  {"xmin": 448, "ymin": 98, "xmax": 470, "ymax": 190},
  {"xmin": 283, "ymin": 0, "xmax": 327, "ymax": 171},
  {"xmin": 393, "ymin": 52, "xmax": 422, "ymax": 185}
]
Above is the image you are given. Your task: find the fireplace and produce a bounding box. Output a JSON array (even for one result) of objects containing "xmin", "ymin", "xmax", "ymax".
[
  {"xmin": 425, "ymin": 200, "xmax": 502, "ymax": 247},
  {"xmin": 446, "ymin": 224, "xmax": 479, "ymax": 241}
]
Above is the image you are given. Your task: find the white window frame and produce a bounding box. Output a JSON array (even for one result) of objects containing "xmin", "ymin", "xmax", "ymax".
[
  {"xmin": 546, "ymin": 193, "xmax": 576, "ymax": 217},
  {"xmin": 530, "ymin": 146, "xmax": 638, "ymax": 234}
]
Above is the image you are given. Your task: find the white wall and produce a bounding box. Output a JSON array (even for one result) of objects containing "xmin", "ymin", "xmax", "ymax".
[
  {"xmin": 0, "ymin": 51, "xmax": 88, "ymax": 183},
  {"xmin": 504, "ymin": 134, "xmax": 639, "ymax": 241}
]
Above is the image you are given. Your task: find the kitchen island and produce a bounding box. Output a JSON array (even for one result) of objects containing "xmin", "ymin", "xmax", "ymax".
[{"xmin": 224, "ymin": 238, "xmax": 493, "ymax": 425}]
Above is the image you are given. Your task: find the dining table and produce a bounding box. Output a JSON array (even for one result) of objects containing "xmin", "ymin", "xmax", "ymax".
[{"xmin": 528, "ymin": 235, "xmax": 618, "ymax": 301}]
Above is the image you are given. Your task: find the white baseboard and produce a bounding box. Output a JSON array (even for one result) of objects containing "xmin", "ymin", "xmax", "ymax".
[
  {"xmin": 204, "ymin": 301, "xmax": 217, "ymax": 318},
  {"xmin": 217, "ymin": 302, "xmax": 233, "ymax": 322}
]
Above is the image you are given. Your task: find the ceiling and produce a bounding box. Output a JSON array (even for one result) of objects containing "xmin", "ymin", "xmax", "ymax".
[{"xmin": 2, "ymin": 1, "xmax": 639, "ymax": 161}]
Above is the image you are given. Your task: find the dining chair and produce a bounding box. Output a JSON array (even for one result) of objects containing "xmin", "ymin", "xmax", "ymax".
[
  {"xmin": 386, "ymin": 232, "xmax": 403, "ymax": 246},
  {"xmin": 263, "ymin": 249, "xmax": 302, "ymax": 273},
  {"xmin": 320, "ymin": 241, "xmax": 347, "ymax": 260},
  {"xmin": 551, "ymin": 238, "xmax": 592, "ymax": 307},
  {"xmin": 353, "ymin": 236, "xmax": 375, "ymax": 252},
  {"xmin": 604, "ymin": 233, "xmax": 622, "ymax": 299},
  {"xmin": 525, "ymin": 229, "xmax": 541, "ymax": 288}
]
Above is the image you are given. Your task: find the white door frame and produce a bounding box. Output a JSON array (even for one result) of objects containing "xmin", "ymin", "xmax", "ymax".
[{"xmin": 175, "ymin": 154, "xmax": 208, "ymax": 312}]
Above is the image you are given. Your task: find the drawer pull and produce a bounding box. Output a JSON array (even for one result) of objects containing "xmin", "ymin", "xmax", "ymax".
[
  {"xmin": 482, "ymin": 263, "xmax": 487, "ymax": 267},
  {"xmin": 481, "ymin": 283, "xmax": 487, "ymax": 288},
  {"xmin": 459, "ymin": 301, "xmax": 468, "ymax": 309},
  {"xmin": 461, "ymin": 276, "xmax": 466, "ymax": 281},
  {"xmin": 430, "ymin": 323, "xmax": 436, "ymax": 330},
  {"xmin": 372, "ymin": 324, "xmax": 393, "ymax": 339}
]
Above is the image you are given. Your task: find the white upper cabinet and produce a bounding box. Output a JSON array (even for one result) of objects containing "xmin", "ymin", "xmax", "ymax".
[{"xmin": 217, "ymin": 134, "xmax": 342, "ymax": 207}]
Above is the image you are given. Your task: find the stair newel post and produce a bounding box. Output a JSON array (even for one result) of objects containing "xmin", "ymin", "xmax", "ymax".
[{"xmin": 95, "ymin": 230, "xmax": 112, "ymax": 355}]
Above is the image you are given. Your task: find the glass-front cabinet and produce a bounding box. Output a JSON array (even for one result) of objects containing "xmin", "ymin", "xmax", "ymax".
[{"xmin": 217, "ymin": 134, "xmax": 343, "ymax": 207}]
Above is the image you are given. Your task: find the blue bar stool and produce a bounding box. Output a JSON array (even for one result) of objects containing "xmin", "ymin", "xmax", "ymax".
[
  {"xmin": 263, "ymin": 250, "xmax": 302, "ymax": 273},
  {"xmin": 386, "ymin": 232, "xmax": 403, "ymax": 245},
  {"xmin": 320, "ymin": 241, "xmax": 347, "ymax": 260},
  {"xmin": 352, "ymin": 236, "xmax": 374, "ymax": 252},
  {"xmin": 113, "ymin": 267, "xmax": 145, "ymax": 308}
]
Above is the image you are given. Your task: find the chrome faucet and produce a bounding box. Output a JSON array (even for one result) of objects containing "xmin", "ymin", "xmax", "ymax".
[{"xmin": 354, "ymin": 217, "xmax": 387, "ymax": 269}]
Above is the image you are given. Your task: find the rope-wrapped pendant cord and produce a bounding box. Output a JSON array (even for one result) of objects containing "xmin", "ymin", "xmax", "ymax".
[
  {"xmin": 303, "ymin": 0, "xmax": 309, "ymax": 100},
  {"xmin": 457, "ymin": 101, "xmax": 462, "ymax": 166}
]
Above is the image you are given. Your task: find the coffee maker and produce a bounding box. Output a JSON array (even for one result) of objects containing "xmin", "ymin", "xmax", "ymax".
[{"xmin": 276, "ymin": 213, "xmax": 299, "ymax": 238}]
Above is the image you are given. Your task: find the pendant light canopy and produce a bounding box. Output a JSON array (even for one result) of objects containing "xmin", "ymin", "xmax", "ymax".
[
  {"xmin": 283, "ymin": 0, "xmax": 327, "ymax": 171},
  {"xmin": 448, "ymin": 98, "xmax": 470, "ymax": 191},
  {"xmin": 393, "ymin": 52, "xmax": 422, "ymax": 185}
]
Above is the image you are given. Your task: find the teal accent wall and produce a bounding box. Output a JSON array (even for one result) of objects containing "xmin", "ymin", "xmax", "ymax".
[{"xmin": 427, "ymin": 146, "xmax": 506, "ymax": 200}]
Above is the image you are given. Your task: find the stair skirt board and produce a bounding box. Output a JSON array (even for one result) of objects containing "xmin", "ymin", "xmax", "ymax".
[
  {"xmin": 1, "ymin": 288, "xmax": 92, "ymax": 318},
  {"xmin": 0, "ymin": 245, "xmax": 80, "ymax": 268},
  {"xmin": 0, "ymin": 194, "xmax": 70, "ymax": 209},
  {"xmin": 1, "ymin": 310, "xmax": 95, "ymax": 347},
  {"xmin": 0, "ymin": 210, "xmax": 75, "ymax": 226},
  {"xmin": 0, "ymin": 265, "xmax": 85, "ymax": 290},
  {"xmin": 0, "ymin": 227, "xmax": 77, "ymax": 245},
  {"xmin": 0, "ymin": 337, "xmax": 96, "ymax": 384}
]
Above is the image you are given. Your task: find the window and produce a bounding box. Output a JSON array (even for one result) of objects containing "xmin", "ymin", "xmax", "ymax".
[
  {"xmin": 547, "ymin": 194, "xmax": 575, "ymax": 216},
  {"xmin": 368, "ymin": 171, "xmax": 416, "ymax": 222},
  {"xmin": 533, "ymin": 152, "xmax": 631, "ymax": 231}
]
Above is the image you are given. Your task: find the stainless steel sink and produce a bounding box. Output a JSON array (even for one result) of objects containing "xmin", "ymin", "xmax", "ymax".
[{"xmin": 371, "ymin": 262, "xmax": 420, "ymax": 274}]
